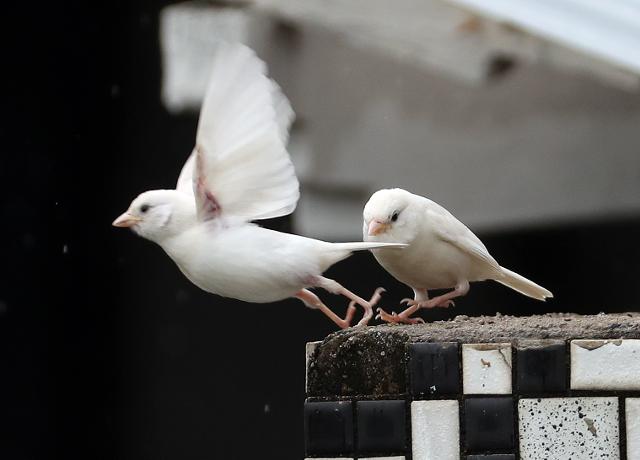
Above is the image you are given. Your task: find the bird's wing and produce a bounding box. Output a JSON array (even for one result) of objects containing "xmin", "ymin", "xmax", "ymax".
[
  {"xmin": 426, "ymin": 200, "xmax": 501, "ymax": 272},
  {"xmin": 175, "ymin": 42, "xmax": 298, "ymax": 222},
  {"xmin": 175, "ymin": 154, "xmax": 195, "ymax": 195},
  {"xmin": 175, "ymin": 79, "xmax": 294, "ymax": 197}
]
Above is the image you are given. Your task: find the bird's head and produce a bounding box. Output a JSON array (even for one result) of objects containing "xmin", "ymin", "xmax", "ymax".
[
  {"xmin": 112, "ymin": 190, "xmax": 196, "ymax": 243},
  {"xmin": 363, "ymin": 188, "xmax": 417, "ymax": 243}
]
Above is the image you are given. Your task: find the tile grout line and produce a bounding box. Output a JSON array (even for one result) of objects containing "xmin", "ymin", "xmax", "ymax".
[
  {"xmin": 405, "ymin": 397, "xmax": 412, "ymax": 460},
  {"xmin": 404, "ymin": 343, "xmax": 413, "ymax": 460},
  {"xmin": 458, "ymin": 341, "xmax": 465, "ymax": 460},
  {"xmin": 565, "ymin": 338, "xmax": 572, "ymax": 399},
  {"xmin": 620, "ymin": 396, "xmax": 628, "ymax": 460},
  {"xmin": 511, "ymin": 344, "xmax": 520, "ymax": 460}
]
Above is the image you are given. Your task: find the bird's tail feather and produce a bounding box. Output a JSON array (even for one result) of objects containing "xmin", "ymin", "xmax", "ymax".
[
  {"xmin": 496, "ymin": 266, "xmax": 553, "ymax": 301},
  {"xmin": 318, "ymin": 242, "xmax": 406, "ymax": 270}
]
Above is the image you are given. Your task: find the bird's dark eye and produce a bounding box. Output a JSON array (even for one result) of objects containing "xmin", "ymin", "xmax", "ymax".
[
  {"xmin": 140, "ymin": 204, "xmax": 150, "ymax": 214},
  {"xmin": 391, "ymin": 211, "xmax": 399, "ymax": 222}
]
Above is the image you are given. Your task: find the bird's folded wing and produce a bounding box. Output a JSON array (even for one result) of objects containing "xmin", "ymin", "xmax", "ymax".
[
  {"xmin": 428, "ymin": 204, "xmax": 501, "ymax": 273},
  {"xmin": 175, "ymin": 42, "xmax": 298, "ymax": 222}
]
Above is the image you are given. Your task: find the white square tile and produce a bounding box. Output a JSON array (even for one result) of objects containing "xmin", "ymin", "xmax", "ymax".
[
  {"xmin": 411, "ymin": 400, "xmax": 459, "ymax": 460},
  {"xmin": 462, "ymin": 343, "xmax": 512, "ymax": 394},
  {"xmin": 519, "ymin": 397, "xmax": 619, "ymax": 460},
  {"xmin": 627, "ymin": 398, "xmax": 640, "ymax": 460},
  {"xmin": 571, "ymin": 339, "xmax": 640, "ymax": 390}
]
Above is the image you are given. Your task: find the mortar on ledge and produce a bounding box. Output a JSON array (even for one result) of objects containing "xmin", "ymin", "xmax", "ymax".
[{"xmin": 304, "ymin": 313, "xmax": 640, "ymax": 460}]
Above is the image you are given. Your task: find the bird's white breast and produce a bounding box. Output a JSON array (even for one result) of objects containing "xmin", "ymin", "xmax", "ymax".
[
  {"xmin": 159, "ymin": 223, "xmax": 322, "ymax": 303},
  {"xmin": 370, "ymin": 223, "xmax": 483, "ymax": 290}
]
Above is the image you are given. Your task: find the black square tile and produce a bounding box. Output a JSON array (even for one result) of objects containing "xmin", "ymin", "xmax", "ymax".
[
  {"xmin": 464, "ymin": 397, "xmax": 514, "ymax": 453},
  {"xmin": 467, "ymin": 455, "xmax": 516, "ymax": 460},
  {"xmin": 356, "ymin": 400, "xmax": 406, "ymax": 454},
  {"xmin": 409, "ymin": 342, "xmax": 460, "ymax": 396},
  {"xmin": 516, "ymin": 342, "xmax": 567, "ymax": 393},
  {"xmin": 304, "ymin": 401, "xmax": 353, "ymax": 456}
]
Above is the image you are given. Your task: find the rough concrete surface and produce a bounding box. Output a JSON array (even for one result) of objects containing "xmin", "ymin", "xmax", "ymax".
[{"xmin": 306, "ymin": 313, "xmax": 640, "ymax": 397}]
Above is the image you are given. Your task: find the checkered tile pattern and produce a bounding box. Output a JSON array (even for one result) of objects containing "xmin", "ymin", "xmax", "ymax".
[{"xmin": 305, "ymin": 339, "xmax": 640, "ymax": 459}]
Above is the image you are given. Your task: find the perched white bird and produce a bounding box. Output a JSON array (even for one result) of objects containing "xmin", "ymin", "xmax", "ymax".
[
  {"xmin": 113, "ymin": 43, "xmax": 405, "ymax": 328},
  {"xmin": 363, "ymin": 188, "xmax": 553, "ymax": 323}
]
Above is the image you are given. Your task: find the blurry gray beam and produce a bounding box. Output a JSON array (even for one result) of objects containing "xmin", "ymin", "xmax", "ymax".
[
  {"xmin": 253, "ymin": 0, "xmax": 640, "ymax": 90},
  {"xmin": 285, "ymin": 24, "xmax": 640, "ymax": 239}
]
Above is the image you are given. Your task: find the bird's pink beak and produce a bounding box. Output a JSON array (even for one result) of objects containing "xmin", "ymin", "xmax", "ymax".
[
  {"xmin": 112, "ymin": 212, "xmax": 140, "ymax": 228},
  {"xmin": 368, "ymin": 219, "xmax": 389, "ymax": 236}
]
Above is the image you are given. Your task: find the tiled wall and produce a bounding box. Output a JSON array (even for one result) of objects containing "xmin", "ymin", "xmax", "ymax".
[{"xmin": 304, "ymin": 339, "xmax": 640, "ymax": 459}]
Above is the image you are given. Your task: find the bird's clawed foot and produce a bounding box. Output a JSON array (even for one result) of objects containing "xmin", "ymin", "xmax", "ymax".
[
  {"xmin": 296, "ymin": 288, "xmax": 358, "ymax": 330},
  {"xmin": 428, "ymin": 297, "xmax": 455, "ymax": 308},
  {"xmin": 375, "ymin": 307, "xmax": 425, "ymax": 325},
  {"xmin": 353, "ymin": 287, "xmax": 386, "ymax": 327},
  {"xmin": 329, "ymin": 300, "xmax": 360, "ymax": 330},
  {"xmin": 436, "ymin": 299, "xmax": 455, "ymax": 308},
  {"xmin": 374, "ymin": 294, "xmax": 454, "ymax": 325},
  {"xmin": 400, "ymin": 297, "xmax": 455, "ymax": 309}
]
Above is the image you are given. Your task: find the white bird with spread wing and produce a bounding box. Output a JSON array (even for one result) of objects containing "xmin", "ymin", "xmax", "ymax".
[
  {"xmin": 112, "ymin": 43, "xmax": 405, "ymax": 328},
  {"xmin": 363, "ymin": 188, "xmax": 553, "ymax": 324}
]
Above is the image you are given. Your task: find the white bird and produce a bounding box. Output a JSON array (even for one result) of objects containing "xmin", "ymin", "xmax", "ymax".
[
  {"xmin": 112, "ymin": 43, "xmax": 405, "ymax": 328},
  {"xmin": 362, "ymin": 188, "xmax": 553, "ymax": 324}
]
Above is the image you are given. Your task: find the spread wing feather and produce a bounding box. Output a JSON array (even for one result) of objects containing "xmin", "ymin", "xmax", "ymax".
[{"xmin": 175, "ymin": 43, "xmax": 298, "ymax": 222}]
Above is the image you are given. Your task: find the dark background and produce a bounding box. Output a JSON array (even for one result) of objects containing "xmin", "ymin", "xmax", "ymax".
[{"xmin": 2, "ymin": 1, "xmax": 639, "ymax": 459}]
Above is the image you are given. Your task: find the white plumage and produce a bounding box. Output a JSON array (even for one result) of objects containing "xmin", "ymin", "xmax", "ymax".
[
  {"xmin": 175, "ymin": 43, "xmax": 298, "ymax": 222},
  {"xmin": 363, "ymin": 188, "xmax": 552, "ymax": 323},
  {"xmin": 113, "ymin": 43, "xmax": 405, "ymax": 328}
]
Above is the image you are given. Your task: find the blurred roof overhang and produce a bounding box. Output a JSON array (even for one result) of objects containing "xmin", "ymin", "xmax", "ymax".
[
  {"xmin": 448, "ymin": 0, "xmax": 640, "ymax": 77},
  {"xmin": 253, "ymin": 0, "xmax": 640, "ymax": 90}
]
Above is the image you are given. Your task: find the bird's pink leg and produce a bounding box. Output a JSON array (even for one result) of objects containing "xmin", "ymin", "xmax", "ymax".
[
  {"xmin": 295, "ymin": 289, "xmax": 356, "ymax": 329},
  {"xmin": 377, "ymin": 281, "xmax": 470, "ymax": 324},
  {"xmin": 314, "ymin": 276, "xmax": 386, "ymax": 327}
]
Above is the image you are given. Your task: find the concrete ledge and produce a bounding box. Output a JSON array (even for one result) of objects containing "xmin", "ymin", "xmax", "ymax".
[{"xmin": 307, "ymin": 313, "xmax": 640, "ymax": 397}]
